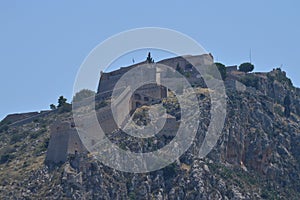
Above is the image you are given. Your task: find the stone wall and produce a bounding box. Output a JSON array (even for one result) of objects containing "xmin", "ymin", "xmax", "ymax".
[
  {"xmin": 158, "ymin": 114, "xmax": 178, "ymax": 137},
  {"xmin": 97, "ymin": 54, "xmax": 213, "ymax": 100},
  {"xmin": 2, "ymin": 112, "xmax": 39, "ymax": 124},
  {"xmin": 46, "ymin": 54, "xmax": 213, "ymax": 164},
  {"xmin": 45, "ymin": 120, "xmax": 88, "ymax": 164},
  {"xmin": 4, "ymin": 110, "xmax": 55, "ymax": 127},
  {"xmin": 226, "ymin": 65, "xmax": 238, "ymax": 73},
  {"xmin": 97, "ymin": 61, "xmax": 147, "ymax": 93}
]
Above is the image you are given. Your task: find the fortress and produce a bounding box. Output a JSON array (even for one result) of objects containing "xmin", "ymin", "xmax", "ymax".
[
  {"xmin": 45, "ymin": 119, "xmax": 88, "ymax": 164},
  {"xmin": 45, "ymin": 54, "xmax": 215, "ymax": 164}
]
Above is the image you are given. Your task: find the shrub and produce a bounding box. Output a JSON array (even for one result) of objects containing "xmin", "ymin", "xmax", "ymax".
[
  {"xmin": 239, "ymin": 62, "xmax": 254, "ymax": 73},
  {"xmin": 0, "ymin": 153, "xmax": 15, "ymax": 164},
  {"xmin": 215, "ymin": 62, "xmax": 227, "ymax": 80},
  {"xmin": 58, "ymin": 96, "xmax": 67, "ymax": 107},
  {"xmin": 0, "ymin": 154, "xmax": 10, "ymax": 164},
  {"xmin": 185, "ymin": 72, "xmax": 191, "ymax": 78},
  {"xmin": 50, "ymin": 104, "xmax": 56, "ymax": 110},
  {"xmin": 163, "ymin": 163, "xmax": 177, "ymax": 179}
]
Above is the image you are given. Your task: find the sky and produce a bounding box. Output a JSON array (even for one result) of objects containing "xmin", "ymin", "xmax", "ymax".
[{"xmin": 0, "ymin": 0, "xmax": 299, "ymax": 120}]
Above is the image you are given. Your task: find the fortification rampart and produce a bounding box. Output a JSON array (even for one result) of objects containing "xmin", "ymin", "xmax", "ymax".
[
  {"xmin": 46, "ymin": 54, "xmax": 213, "ymax": 164},
  {"xmin": 5, "ymin": 110, "xmax": 56, "ymax": 127},
  {"xmin": 45, "ymin": 120, "xmax": 88, "ymax": 164}
]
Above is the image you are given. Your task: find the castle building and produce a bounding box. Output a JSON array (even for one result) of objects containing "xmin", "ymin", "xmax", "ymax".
[
  {"xmin": 45, "ymin": 119, "xmax": 88, "ymax": 164},
  {"xmin": 45, "ymin": 54, "xmax": 214, "ymax": 164}
]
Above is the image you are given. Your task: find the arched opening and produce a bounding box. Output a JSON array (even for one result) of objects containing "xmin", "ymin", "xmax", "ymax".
[{"xmin": 134, "ymin": 94, "xmax": 141, "ymax": 100}]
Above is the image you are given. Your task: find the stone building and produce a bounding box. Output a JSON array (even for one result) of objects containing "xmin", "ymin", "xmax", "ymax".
[
  {"xmin": 45, "ymin": 54, "xmax": 214, "ymax": 164},
  {"xmin": 45, "ymin": 119, "xmax": 88, "ymax": 164},
  {"xmin": 226, "ymin": 65, "xmax": 238, "ymax": 73}
]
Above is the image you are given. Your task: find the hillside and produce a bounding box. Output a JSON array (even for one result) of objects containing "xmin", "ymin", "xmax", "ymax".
[{"xmin": 0, "ymin": 64, "xmax": 299, "ymax": 199}]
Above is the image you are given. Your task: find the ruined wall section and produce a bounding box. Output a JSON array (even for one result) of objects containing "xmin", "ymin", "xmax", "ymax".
[
  {"xmin": 45, "ymin": 119, "xmax": 88, "ymax": 164},
  {"xmin": 97, "ymin": 61, "xmax": 147, "ymax": 93},
  {"xmin": 46, "ymin": 55, "xmax": 214, "ymax": 164},
  {"xmin": 157, "ymin": 114, "xmax": 178, "ymax": 138},
  {"xmin": 158, "ymin": 54, "xmax": 214, "ymax": 88},
  {"xmin": 2, "ymin": 112, "xmax": 39, "ymax": 124},
  {"xmin": 45, "ymin": 122, "xmax": 70, "ymax": 164},
  {"xmin": 158, "ymin": 54, "xmax": 213, "ymax": 70}
]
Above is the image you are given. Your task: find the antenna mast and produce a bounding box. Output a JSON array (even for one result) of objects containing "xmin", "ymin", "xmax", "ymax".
[{"xmin": 249, "ymin": 48, "xmax": 252, "ymax": 63}]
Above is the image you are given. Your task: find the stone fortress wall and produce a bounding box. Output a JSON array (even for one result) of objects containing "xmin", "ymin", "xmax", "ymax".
[
  {"xmin": 45, "ymin": 118, "xmax": 88, "ymax": 164},
  {"xmin": 3, "ymin": 110, "xmax": 55, "ymax": 127},
  {"xmin": 45, "ymin": 54, "xmax": 217, "ymax": 164}
]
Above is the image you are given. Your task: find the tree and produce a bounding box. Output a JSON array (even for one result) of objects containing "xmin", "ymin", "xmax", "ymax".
[
  {"xmin": 58, "ymin": 96, "xmax": 67, "ymax": 108},
  {"xmin": 50, "ymin": 104, "xmax": 56, "ymax": 110},
  {"xmin": 239, "ymin": 62, "xmax": 254, "ymax": 73},
  {"xmin": 73, "ymin": 89, "xmax": 95, "ymax": 102},
  {"xmin": 215, "ymin": 62, "xmax": 227, "ymax": 80},
  {"xmin": 146, "ymin": 52, "xmax": 154, "ymax": 63}
]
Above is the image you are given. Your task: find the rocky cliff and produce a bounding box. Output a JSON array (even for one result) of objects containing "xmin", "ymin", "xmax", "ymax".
[{"xmin": 0, "ymin": 68, "xmax": 299, "ymax": 199}]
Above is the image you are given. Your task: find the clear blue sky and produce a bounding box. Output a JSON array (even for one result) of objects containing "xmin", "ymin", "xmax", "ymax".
[{"xmin": 0, "ymin": 0, "xmax": 299, "ymax": 120}]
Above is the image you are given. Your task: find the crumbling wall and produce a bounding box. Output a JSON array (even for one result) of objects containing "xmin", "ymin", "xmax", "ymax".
[
  {"xmin": 47, "ymin": 55, "xmax": 214, "ymax": 164},
  {"xmin": 45, "ymin": 120, "xmax": 88, "ymax": 164},
  {"xmin": 2, "ymin": 112, "xmax": 39, "ymax": 124}
]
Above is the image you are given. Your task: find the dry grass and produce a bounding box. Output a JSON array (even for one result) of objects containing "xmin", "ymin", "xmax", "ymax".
[{"xmin": 180, "ymin": 163, "xmax": 191, "ymax": 172}]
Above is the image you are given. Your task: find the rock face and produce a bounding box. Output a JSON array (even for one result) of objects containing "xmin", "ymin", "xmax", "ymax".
[{"xmin": 0, "ymin": 59, "xmax": 300, "ymax": 199}]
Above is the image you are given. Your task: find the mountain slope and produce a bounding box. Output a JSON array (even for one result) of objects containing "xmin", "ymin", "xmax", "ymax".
[{"xmin": 0, "ymin": 68, "xmax": 299, "ymax": 199}]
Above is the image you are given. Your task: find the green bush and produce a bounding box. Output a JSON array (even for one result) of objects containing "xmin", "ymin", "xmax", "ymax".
[
  {"xmin": 215, "ymin": 62, "xmax": 227, "ymax": 80},
  {"xmin": 0, "ymin": 154, "xmax": 9, "ymax": 164},
  {"xmin": 185, "ymin": 72, "xmax": 191, "ymax": 78},
  {"xmin": 239, "ymin": 62, "xmax": 254, "ymax": 73},
  {"xmin": 163, "ymin": 163, "xmax": 177, "ymax": 179},
  {"xmin": 58, "ymin": 96, "xmax": 67, "ymax": 107},
  {"xmin": 0, "ymin": 153, "xmax": 15, "ymax": 164}
]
